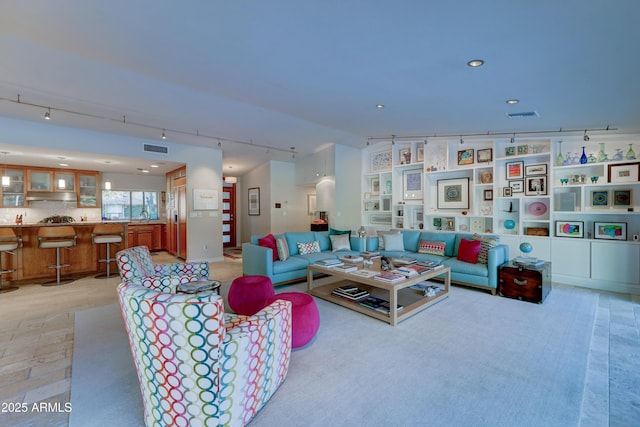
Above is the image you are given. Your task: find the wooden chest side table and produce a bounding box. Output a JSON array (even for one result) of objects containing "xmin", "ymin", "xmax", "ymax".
[{"xmin": 498, "ymin": 261, "xmax": 551, "ymax": 304}]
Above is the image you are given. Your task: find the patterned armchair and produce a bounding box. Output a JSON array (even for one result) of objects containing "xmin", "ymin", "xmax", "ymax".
[
  {"xmin": 117, "ymin": 281, "xmax": 292, "ymax": 427},
  {"xmin": 116, "ymin": 245, "xmax": 209, "ymax": 293}
]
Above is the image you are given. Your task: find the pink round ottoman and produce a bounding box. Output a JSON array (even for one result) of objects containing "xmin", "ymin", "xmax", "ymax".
[
  {"xmin": 228, "ymin": 275, "xmax": 275, "ymax": 315},
  {"xmin": 268, "ymin": 292, "xmax": 320, "ymax": 348}
]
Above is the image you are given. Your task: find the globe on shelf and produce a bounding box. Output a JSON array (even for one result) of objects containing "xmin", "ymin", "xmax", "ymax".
[
  {"xmin": 519, "ymin": 242, "xmax": 533, "ymax": 256},
  {"xmin": 504, "ymin": 219, "xmax": 516, "ymax": 230}
]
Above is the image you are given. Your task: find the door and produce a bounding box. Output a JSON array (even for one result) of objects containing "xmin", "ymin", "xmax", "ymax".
[{"xmin": 222, "ymin": 182, "xmax": 236, "ymax": 247}]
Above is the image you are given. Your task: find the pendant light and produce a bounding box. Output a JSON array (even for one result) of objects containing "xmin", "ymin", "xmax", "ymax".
[
  {"xmin": 58, "ymin": 178, "xmax": 66, "ymax": 189},
  {"xmin": 1, "ymin": 152, "xmax": 10, "ymax": 187}
]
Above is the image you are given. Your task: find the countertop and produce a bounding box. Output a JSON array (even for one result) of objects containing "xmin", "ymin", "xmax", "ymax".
[{"xmin": 0, "ymin": 220, "xmax": 166, "ymax": 228}]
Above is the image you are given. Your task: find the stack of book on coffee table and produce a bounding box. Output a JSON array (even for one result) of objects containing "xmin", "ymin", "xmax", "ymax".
[
  {"xmin": 331, "ymin": 284, "xmax": 370, "ymax": 302},
  {"xmin": 314, "ymin": 258, "xmax": 344, "ymax": 268}
]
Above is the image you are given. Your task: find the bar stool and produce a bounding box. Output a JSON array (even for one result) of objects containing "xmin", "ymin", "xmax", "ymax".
[
  {"xmin": 92, "ymin": 223, "xmax": 124, "ymax": 278},
  {"xmin": 0, "ymin": 228, "xmax": 22, "ymax": 294},
  {"xmin": 38, "ymin": 226, "xmax": 77, "ymax": 286}
]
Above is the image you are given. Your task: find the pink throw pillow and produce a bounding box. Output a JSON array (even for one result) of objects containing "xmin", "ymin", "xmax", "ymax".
[
  {"xmin": 258, "ymin": 233, "xmax": 279, "ymax": 262},
  {"xmin": 457, "ymin": 238, "xmax": 481, "ymax": 264}
]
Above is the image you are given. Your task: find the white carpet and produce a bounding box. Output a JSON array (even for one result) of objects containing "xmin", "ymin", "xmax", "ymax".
[{"xmin": 70, "ymin": 284, "xmax": 597, "ymax": 427}]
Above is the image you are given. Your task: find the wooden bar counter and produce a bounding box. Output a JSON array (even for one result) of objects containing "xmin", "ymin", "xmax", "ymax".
[{"xmin": 0, "ymin": 222, "xmax": 130, "ymax": 283}]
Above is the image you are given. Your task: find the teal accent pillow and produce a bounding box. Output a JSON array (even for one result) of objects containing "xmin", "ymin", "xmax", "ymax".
[{"xmin": 329, "ymin": 228, "xmax": 351, "ymax": 236}]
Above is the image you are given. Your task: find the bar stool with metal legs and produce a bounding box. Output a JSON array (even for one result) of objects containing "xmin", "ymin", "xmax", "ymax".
[
  {"xmin": 38, "ymin": 226, "xmax": 77, "ymax": 286},
  {"xmin": 0, "ymin": 228, "xmax": 22, "ymax": 294},
  {"xmin": 92, "ymin": 223, "xmax": 124, "ymax": 278}
]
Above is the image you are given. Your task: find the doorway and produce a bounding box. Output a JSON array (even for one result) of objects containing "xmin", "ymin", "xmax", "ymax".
[{"xmin": 222, "ymin": 181, "xmax": 236, "ymax": 247}]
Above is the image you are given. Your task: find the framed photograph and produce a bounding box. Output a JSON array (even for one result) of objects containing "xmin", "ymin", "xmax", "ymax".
[
  {"xmin": 457, "ymin": 149, "xmax": 474, "ymax": 166},
  {"xmin": 399, "ymin": 148, "xmax": 411, "ymax": 164},
  {"xmin": 483, "ymin": 189, "xmax": 493, "ymax": 201},
  {"xmin": 416, "ymin": 146, "xmax": 424, "ymax": 162},
  {"xmin": 555, "ymin": 221, "xmax": 584, "ymax": 238},
  {"xmin": 510, "ymin": 180, "xmax": 524, "ymax": 193},
  {"xmin": 503, "ymin": 187, "xmax": 512, "ymax": 197},
  {"xmin": 591, "ymin": 190, "xmax": 609, "ymax": 208},
  {"xmin": 370, "ymin": 214, "xmax": 392, "ymax": 225},
  {"xmin": 517, "ymin": 145, "xmax": 529, "ymax": 155},
  {"xmin": 505, "ymin": 146, "xmax": 516, "ymax": 156},
  {"xmin": 403, "ymin": 169, "xmax": 423, "ymax": 200},
  {"xmin": 525, "ymin": 163, "xmax": 547, "ymax": 176},
  {"xmin": 476, "ymin": 148, "xmax": 493, "ymax": 163},
  {"xmin": 524, "ymin": 176, "xmax": 547, "ymax": 195},
  {"xmin": 613, "ymin": 189, "xmax": 631, "ymax": 206},
  {"xmin": 370, "ymin": 150, "xmax": 392, "ymax": 172},
  {"xmin": 506, "ymin": 161, "xmax": 524, "ymax": 179},
  {"xmin": 594, "ymin": 222, "xmax": 627, "ymax": 240},
  {"xmin": 371, "ymin": 177, "xmax": 380, "ymax": 196},
  {"xmin": 437, "ymin": 177, "xmax": 470, "ymax": 209},
  {"xmin": 480, "ymin": 170, "xmax": 493, "ymax": 184},
  {"xmin": 608, "ymin": 162, "xmax": 639, "ymax": 183},
  {"xmin": 248, "ymin": 187, "xmax": 260, "ymax": 216}
]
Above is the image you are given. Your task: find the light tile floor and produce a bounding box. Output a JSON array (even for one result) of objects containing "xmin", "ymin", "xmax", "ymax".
[{"xmin": 0, "ymin": 252, "xmax": 638, "ymax": 426}]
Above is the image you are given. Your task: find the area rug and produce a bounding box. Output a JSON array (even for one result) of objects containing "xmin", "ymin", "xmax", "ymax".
[
  {"xmin": 223, "ymin": 247, "xmax": 243, "ymax": 260},
  {"xmin": 70, "ymin": 284, "xmax": 598, "ymax": 427}
]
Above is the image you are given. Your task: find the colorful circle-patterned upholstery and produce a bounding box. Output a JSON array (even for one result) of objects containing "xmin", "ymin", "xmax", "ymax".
[
  {"xmin": 268, "ymin": 292, "xmax": 320, "ymax": 348},
  {"xmin": 228, "ymin": 275, "xmax": 275, "ymax": 315},
  {"xmin": 117, "ymin": 281, "xmax": 292, "ymax": 426}
]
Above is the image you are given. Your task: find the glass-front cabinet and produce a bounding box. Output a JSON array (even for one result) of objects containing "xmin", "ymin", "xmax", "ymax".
[
  {"xmin": 1, "ymin": 168, "xmax": 25, "ymax": 207},
  {"xmin": 55, "ymin": 172, "xmax": 76, "ymax": 192},
  {"xmin": 78, "ymin": 172, "xmax": 98, "ymax": 207},
  {"xmin": 29, "ymin": 170, "xmax": 53, "ymax": 191}
]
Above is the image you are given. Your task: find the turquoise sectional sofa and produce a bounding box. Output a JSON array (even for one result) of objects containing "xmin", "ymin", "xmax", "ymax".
[{"xmin": 242, "ymin": 230, "xmax": 509, "ymax": 294}]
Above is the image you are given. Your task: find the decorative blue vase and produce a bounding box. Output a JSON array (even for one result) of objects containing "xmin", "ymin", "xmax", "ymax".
[
  {"xmin": 504, "ymin": 219, "xmax": 516, "ymax": 230},
  {"xmin": 580, "ymin": 146, "xmax": 587, "ymax": 164}
]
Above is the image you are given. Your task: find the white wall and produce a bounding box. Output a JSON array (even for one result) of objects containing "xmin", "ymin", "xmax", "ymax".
[
  {"xmin": 333, "ymin": 144, "xmax": 362, "ymax": 231},
  {"xmin": 241, "ymin": 161, "xmax": 271, "ymax": 241},
  {"xmin": 270, "ymin": 161, "xmax": 308, "ymax": 234}
]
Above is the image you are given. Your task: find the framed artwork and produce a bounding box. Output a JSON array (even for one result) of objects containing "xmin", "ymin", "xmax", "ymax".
[
  {"xmin": 480, "ymin": 170, "xmax": 493, "ymax": 184},
  {"xmin": 510, "ymin": 180, "xmax": 524, "ymax": 193},
  {"xmin": 505, "ymin": 146, "xmax": 516, "ymax": 156},
  {"xmin": 437, "ymin": 177, "xmax": 470, "ymax": 209},
  {"xmin": 524, "ymin": 176, "xmax": 547, "ymax": 195},
  {"xmin": 506, "ymin": 161, "xmax": 524, "ymax": 179},
  {"xmin": 503, "ymin": 187, "xmax": 512, "ymax": 197},
  {"xmin": 483, "ymin": 189, "xmax": 493, "ymax": 201},
  {"xmin": 555, "ymin": 221, "xmax": 584, "ymax": 238},
  {"xmin": 370, "ymin": 150, "xmax": 392, "ymax": 172},
  {"xmin": 248, "ymin": 187, "xmax": 260, "ymax": 216},
  {"xmin": 590, "ymin": 190, "xmax": 609, "ymax": 208},
  {"xmin": 517, "ymin": 145, "xmax": 529, "ymax": 155},
  {"xmin": 525, "ymin": 163, "xmax": 547, "ymax": 176},
  {"xmin": 594, "ymin": 222, "xmax": 627, "ymax": 240},
  {"xmin": 403, "ymin": 169, "xmax": 423, "ymax": 200},
  {"xmin": 371, "ymin": 177, "xmax": 380, "ymax": 196},
  {"xmin": 193, "ymin": 189, "xmax": 219, "ymax": 210},
  {"xmin": 399, "ymin": 148, "xmax": 411, "ymax": 164},
  {"xmin": 477, "ymin": 148, "xmax": 493, "ymax": 163},
  {"xmin": 457, "ymin": 149, "xmax": 474, "ymax": 166},
  {"xmin": 416, "ymin": 146, "xmax": 424, "ymax": 162},
  {"xmin": 613, "ymin": 189, "xmax": 631, "ymax": 206},
  {"xmin": 370, "ymin": 214, "xmax": 392, "ymax": 225},
  {"xmin": 608, "ymin": 162, "xmax": 639, "ymax": 183}
]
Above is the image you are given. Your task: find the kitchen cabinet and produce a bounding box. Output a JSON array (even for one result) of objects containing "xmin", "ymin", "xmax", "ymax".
[
  {"xmin": 55, "ymin": 172, "xmax": 75, "ymax": 192},
  {"xmin": 78, "ymin": 173, "xmax": 98, "ymax": 207},
  {"xmin": 1, "ymin": 168, "xmax": 25, "ymax": 207},
  {"xmin": 128, "ymin": 224, "xmax": 164, "ymax": 251},
  {"xmin": 29, "ymin": 170, "xmax": 53, "ymax": 191}
]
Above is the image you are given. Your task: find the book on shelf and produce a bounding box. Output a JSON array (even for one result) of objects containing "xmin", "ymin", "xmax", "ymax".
[
  {"xmin": 392, "ymin": 267, "xmax": 419, "ymax": 277},
  {"xmin": 340, "ymin": 255, "xmax": 364, "ymax": 264},
  {"xmin": 357, "ymin": 296, "xmax": 404, "ymax": 314},
  {"xmin": 374, "ymin": 271, "xmax": 405, "ymax": 283},
  {"xmin": 392, "ymin": 256, "xmax": 417, "ymax": 265},
  {"xmin": 333, "ymin": 264, "xmax": 358, "ymax": 273},
  {"xmin": 360, "ymin": 251, "xmax": 381, "ymax": 259},
  {"xmin": 331, "ymin": 286, "xmax": 370, "ymax": 301},
  {"xmin": 314, "ymin": 258, "xmax": 344, "ymax": 267},
  {"xmin": 349, "ymin": 269, "xmax": 379, "ymax": 278}
]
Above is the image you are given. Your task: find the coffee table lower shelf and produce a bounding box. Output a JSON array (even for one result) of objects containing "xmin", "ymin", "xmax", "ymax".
[{"xmin": 307, "ymin": 265, "xmax": 450, "ymax": 326}]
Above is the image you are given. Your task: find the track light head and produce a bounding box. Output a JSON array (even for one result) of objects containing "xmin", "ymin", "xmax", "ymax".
[
  {"xmin": 43, "ymin": 108, "xmax": 51, "ymax": 120},
  {"xmin": 460, "ymin": 136, "xmax": 464, "ymax": 144},
  {"xmin": 583, "ymin": 130, "xmax": 590, "ymax": 142}
]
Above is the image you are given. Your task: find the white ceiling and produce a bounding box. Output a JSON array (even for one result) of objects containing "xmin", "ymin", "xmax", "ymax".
[{"xmin": 0, "ymin": 1, "xmax": 639, "ymax": 176}]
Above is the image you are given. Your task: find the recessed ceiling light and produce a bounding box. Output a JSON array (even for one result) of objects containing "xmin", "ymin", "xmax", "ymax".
[
  {"xmin": 467, "ymin": 59, "xmax": 484, "ymax": 67},
  {"xmin": 376, "ymin": 104, "xmax": 385, "ymax": 109},
  {"xmin": 150, "ymin": 164, "xmax": 159, "ymax": 168},
  {"xmin": 59, "ymin": 163, "xmax": 68, "ymax": 167},
  {"xmin": 506, "ymin": 99, "xmax": 519, "ymax": 104}
]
